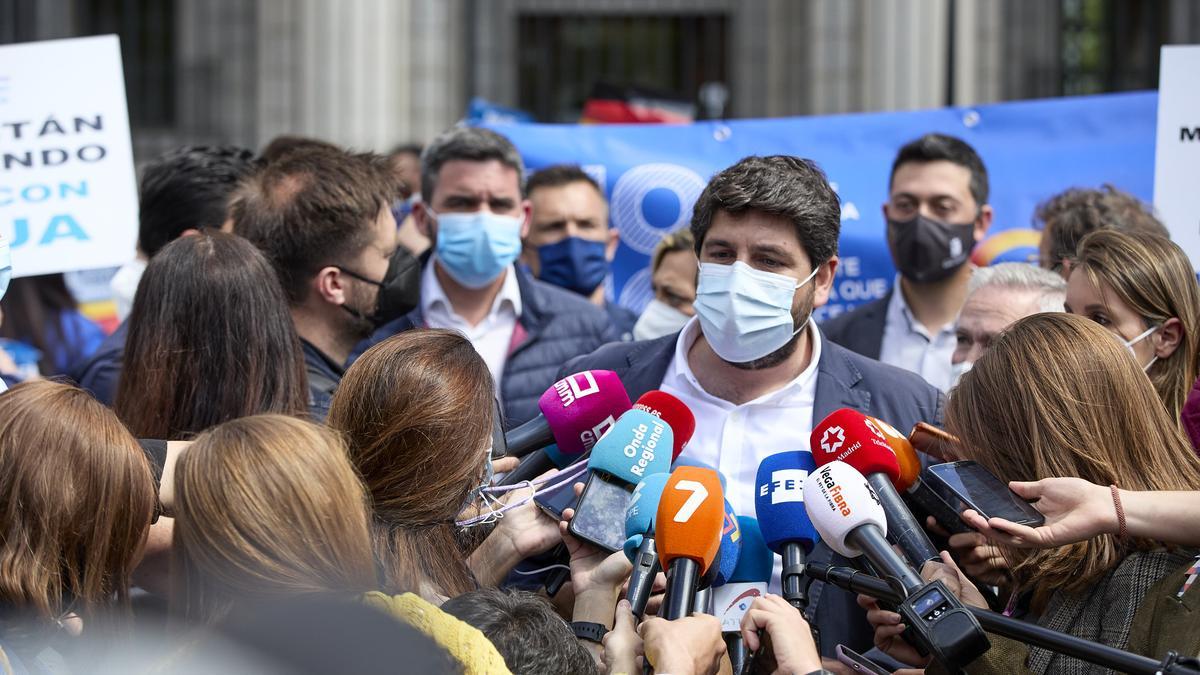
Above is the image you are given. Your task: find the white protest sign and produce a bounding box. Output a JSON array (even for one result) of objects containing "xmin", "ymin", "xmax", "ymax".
[
  {"xmin": 1154, "ymin": 45, "xmax": 1200, "ymax": 267},
  {"xmin": 0, "ymin": 35, "xmax": 138, "ymax": 277}
]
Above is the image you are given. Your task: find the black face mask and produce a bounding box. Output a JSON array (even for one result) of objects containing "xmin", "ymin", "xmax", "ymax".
[
  {"xmin": 338, "ymin": 247, "xmax": 422, "ymax": 328},
  {"xmin": 886, "ymin": 214, "xmax": 976, "ymax": 284}
]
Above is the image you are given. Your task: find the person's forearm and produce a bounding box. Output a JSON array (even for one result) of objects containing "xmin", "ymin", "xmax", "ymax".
[
  {"xmin": 467, "ymin": 533, "xmax": 522, "ymax": 588},
  {"xmin": 157, "ymin": 440, "xmax": 188, "ymax": 516},
  {"xmin": 1121, "ymin": 490, "xmax": 1200, "ymax": 546},
  {"xmin": 572, "ymin": 588, "xmax": 620, "ymax": 628}
]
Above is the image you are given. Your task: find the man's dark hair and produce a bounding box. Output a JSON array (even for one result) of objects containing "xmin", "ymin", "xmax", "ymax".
[
  {"xmin": 691, "ymin": 155, "xmax": 841, "ymax": 266},
  {"xmin": 137, "ymin": 145, "xmax": 257, "ymax": 258},
  {"xmin": 890, "ymin": 133, "xmax": 989, "ymax": 207},
  {"xmin": 259, "ymin": 135, "xmax": 341, "ymax": 164},
  {"xmin": 388, "ymin": 142, "xmax": 424, "ymax": 159},
  {"xmin": 526, "ymin": 164, "xmax": 602, "ymax": 197},
  {"xmin": 1036, "ymin": 184, "xmax": 1169, "ymax": 270},
  {"xmin": 441, "ymin": 588, "xmax": 597, "ymax": 675},
  {"xmin": 421, "ymin": 127, "xmax": 525, "ymax": 203},
  {"xmin": 230, "ymin": 147, "xmax": 397, "ymax": 304}
]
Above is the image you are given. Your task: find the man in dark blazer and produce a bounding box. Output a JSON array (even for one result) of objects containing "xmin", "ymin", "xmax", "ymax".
[{"xmin": 561, "ymin": 155, "xmax": 944, "ymax": 661}]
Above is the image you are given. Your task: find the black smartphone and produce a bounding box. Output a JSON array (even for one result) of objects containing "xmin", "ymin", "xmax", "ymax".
[
  {"xmin": 835, "ymin": 645, "xmax": 892, "ymax": 675},
  {"xmin": 490, "ymin": 397, "xmax": 507, "ymax": 460},
  {"xmin": 926, "ymin": 460, "xmax": 1045, "ymax": 527},
  {"xmin": 567, "ymin": 473, "xmax": 633, "ymax": 553},
  {"xmin": 533, "ymin": 470, "xmax": 587, "ymax": 519}
]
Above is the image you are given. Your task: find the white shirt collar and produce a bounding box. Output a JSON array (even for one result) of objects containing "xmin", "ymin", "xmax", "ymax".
[
  {"xmin": 421, "ymin": 256, "xmax": 522, "ymax": 321},
  {"xmin": 887, "ymin": 275, "xmax": 957, "ymax": 340},
  {"xmin": 666, "ymin": 315, "xmax": 822, "ymax": 407}
]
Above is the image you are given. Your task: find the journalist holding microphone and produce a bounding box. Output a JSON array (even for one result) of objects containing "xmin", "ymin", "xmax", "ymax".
[{"xmin": 866, "ymin": 312, "xmax": 1200, "ymax": 673}]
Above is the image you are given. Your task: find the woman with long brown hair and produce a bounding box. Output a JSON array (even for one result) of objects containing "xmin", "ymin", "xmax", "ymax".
[
  {"xmin": 115, "ymin": 231, "xmax": 308, "ymax": 439},
  {"xmin": 1066, "ymin": 229, "xmax": 1200, "ymax": 432},
  {"xmin": 871, "ymin": 313, "xmax": 1200, "ymax": 673},
  {"xmin": 0, "ymin": 380, "xmax": 156, "ymax": 664},
  {"xmin": 327, "ymin": 329, "xmax": 559, "ymax": 602},
  {"xmin": 170, "ymin": 414, "xmax": 510, "ymax": 674}
]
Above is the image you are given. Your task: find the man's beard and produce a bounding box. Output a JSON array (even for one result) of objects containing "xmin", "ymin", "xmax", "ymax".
[
  {"xmin": 341, "ymin": 285, "xmax": 378, "ymax": 342},
  {"xmin": 726, "ymin": 288, "xmax": 814, "ymax": 371}
]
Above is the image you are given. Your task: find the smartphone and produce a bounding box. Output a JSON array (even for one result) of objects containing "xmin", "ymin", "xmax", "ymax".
[
  {"xmin": 490, "ymin": 397, "xmax": 507, "ymax": 460},
  {"xmin": 908, "ymin": 421, "xmax": 963, "ymax": 463},
  {"xmin": 835, "ymin": 645, "xmax": 892, "ymax": 675},
  {"xmin": 567, "ymin": 473, "xmax": 633, "ymax": 553},
  {"xmin": 926, "ymin": 460, "xmax": 1045, "ymax": 527},
  {"xmin": 533, "ymin": 470, "xmax": 587, "ymax": 519}
]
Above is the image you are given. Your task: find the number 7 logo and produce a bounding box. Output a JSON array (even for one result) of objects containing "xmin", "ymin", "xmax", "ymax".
[{"xmin": 672, "ymin": 480, "xmax": 709, "ymax": 522}]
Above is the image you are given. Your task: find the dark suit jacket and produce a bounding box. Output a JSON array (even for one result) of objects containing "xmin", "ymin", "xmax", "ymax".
[
  {"xmin": 559, "ymin": 326, "xmax": 945, "ymax": 658},
  {"xmin": 819, "ymin": 289, "xmax": 892, "ymax": 361}
]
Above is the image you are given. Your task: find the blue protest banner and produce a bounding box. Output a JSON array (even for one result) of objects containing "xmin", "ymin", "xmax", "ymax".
[{"xmin": 486, "ymin": 91, "xmax": 1156, "ymax": 320}]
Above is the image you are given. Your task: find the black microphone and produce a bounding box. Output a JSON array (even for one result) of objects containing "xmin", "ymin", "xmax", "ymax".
[{"xmin": 807, "ymin": 563, "xmax": 1200, "ymax": 675}]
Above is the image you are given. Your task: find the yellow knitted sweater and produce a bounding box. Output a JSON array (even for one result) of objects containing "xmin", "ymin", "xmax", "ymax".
[{"xmin": 361, "ymin": 591, "xmax": 512, "ymax": 675}]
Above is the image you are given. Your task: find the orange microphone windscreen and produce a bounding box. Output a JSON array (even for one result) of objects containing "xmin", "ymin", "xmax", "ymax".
[
  {"xmin": 868, "ymin": 415, "xmax": 921, "ymax": 492},
  {"xmin": 655, "ymin": 466, "xmax": 725, "ymax": 573}
]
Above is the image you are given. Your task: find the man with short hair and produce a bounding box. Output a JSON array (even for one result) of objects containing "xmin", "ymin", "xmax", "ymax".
[
  {"xmin": 231, "ymin": 147, "xmax": 419, "ymax": 420},
  {"xmin": 1035, "ymin": 184, "xmax": 1169, "ymax": 278},
  {"xmin": 358, "ymin": 127, "xmax": 616, "ymax": 428},
  {"xmin": 521, "ymin": 164, "xmax": 637, "ymax": 338},
  {"xmin": 952, "ymin": 262, "xmax": 1066, "ymax": 382},
  {"xmin": 822, "ymin": 133, "xmax": 992, "ymax": 392},
  {"xmin": 71, "ymin": 145, "xmax": 258, "ymax": 404},
  {"xmin": 561, "ymin": 154, "xmax": 943, "ymax": 659}
]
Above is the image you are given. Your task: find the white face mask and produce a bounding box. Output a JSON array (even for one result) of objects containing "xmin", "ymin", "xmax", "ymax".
[
  {"xmin": 632, "ymin": 299, "xmax": 691, "ymax": 341},
  {"xmin": 1121, "ymin": 324, "xmax": 1159, "ymax": 372},
  {"xmin": 693, "ymin": 260, "xmax": 818, "ymax": 364}
]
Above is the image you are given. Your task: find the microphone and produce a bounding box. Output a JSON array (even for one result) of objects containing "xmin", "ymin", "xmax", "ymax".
[
  {"xmin": 670, "ymin": 457, "xmax": 727, "ymax": 492},
  {"xmin": 633, "ymin": 390, "xmax": 696, "ymax": 459},
  {"xmin": 867, "ymin": 415, "xmax": 921, "ymax": 492},
  {"xmin": 802, "ymin": 460, "xmax": 922, "ymax": 591},
  {"xmin": 715, "ymin": 517, "xmax": 772, "ymax": 675},
  {"xmin": 499, "ymin": 371, "xmax": 631, "ymax": 485},
  {"xmin": 655, "ymin": 466, "xmax": 725, "ymax": 621},
  {"xmin": 693, "ymin": 499, "xmax": 742, "ymax": 615},
  {"xmin": 623, "ymin": 473, "xmax": 671, "ymax": 618},
  {"xmin": 811, "ymin": 409, "xmax": 940, "ymax": 568},
  {"xmin": 808, "ymin": 563, "xmax": 1199, "ymax": 675},
  {"xmin": 567, "ymin": 408, "xmax": 673, "ymax": 552},
  {"xmin": 754, "ymin": 451, "xmax": 820, "ymax": 612}
]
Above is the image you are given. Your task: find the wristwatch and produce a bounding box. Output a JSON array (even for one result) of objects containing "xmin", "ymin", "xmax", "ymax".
[{"xmin": 570, "ymin": 621, "xmax": 609, "ymax": 643}]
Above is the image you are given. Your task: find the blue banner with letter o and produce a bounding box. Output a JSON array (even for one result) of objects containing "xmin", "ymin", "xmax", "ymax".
[{"xmin": 486, "ymin": 91, "xmax": 1156, "ymax": 321}]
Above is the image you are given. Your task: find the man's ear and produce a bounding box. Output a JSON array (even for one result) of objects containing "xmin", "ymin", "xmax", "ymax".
[
  {"xmin": 313, "ymin": 266, "xmax": 348, "ymax": 306},
  {"xmin": 811, "ymin": 257, "xmax": 839, "ymax": 309},
  {"xmin": 1155, "ymin": 317, "xmax": 1184, "ymax": 360},
  {"xmin": 975, "ymin": 205, "xmax": 994, "ymax": 242},
  {"xmin": 605, "ymin": 228, "xmax": 620, "ymax": 262},
  {"xmin": 414, "ymin": 202, "xmax": 434, "ymax": 239},
  {"xmin": 519, "ymin": 200, "xmax": 533, "ymax": 240}
]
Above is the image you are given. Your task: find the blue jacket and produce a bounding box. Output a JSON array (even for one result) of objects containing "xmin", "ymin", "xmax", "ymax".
[
  {"xmin": 70, "ymin": 319, "xmax": 128, "ymax": 406},
  {"xmin": 559, "ymin": 327, "xmax": 945, "ymax": 659},
  {"xmin": 354, "ymin": 265, "xmax": 619, "ymax": 429},
  {"xmin": 818, "ymin": 289, "xmax": 892, "ymax": 360}
]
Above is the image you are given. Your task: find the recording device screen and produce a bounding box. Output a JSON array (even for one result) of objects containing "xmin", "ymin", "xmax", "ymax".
[
  {"xmin": 533, "ymin": 471, "xmax": 587, "ymax": 519},
  {"xmin": 927, "ymin": 460, "xmax": 1045, "ymax": 527},
  {"xmin": 912, "ymin": 586, "xmax": 949, "ymax": 620},
  {"xmin": 567, "ymin": 475, "xmax": 633, "ymax": 553}
]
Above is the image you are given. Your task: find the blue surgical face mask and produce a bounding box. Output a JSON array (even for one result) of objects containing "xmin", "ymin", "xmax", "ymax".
[
  {"xmin": 429, "ymin": 208, "xmax": 524, "ymax": 289},
  {"xmin": 536, "ymin": 236, "xmax": 609, "ymax": 296},
  {"xmin": 0, "ymin": 235, "xmax": 11, "ymax": 301},
  {"xmin": 694, "ymin": 260, "xmax": 818, "ymax": 364}
]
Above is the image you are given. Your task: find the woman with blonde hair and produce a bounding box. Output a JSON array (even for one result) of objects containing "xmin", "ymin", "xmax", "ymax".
[
  {"xmin": 1066, "ymin": 229, "xmax": 1200, "ymax": 431},
  {"xmin": 170, "ymin": 414, "xmax": 510, "ymax": 674},
  {"xmin": 0, "ymin": 380, "xmax": 157, "ymax": 666},
  {"xmin": 868, "ymin": 313, "xmax": 1200, "ymax": 673},
  {"xmin": 327, "ymin": 329, "xmax": 558, "ymax": 602}
]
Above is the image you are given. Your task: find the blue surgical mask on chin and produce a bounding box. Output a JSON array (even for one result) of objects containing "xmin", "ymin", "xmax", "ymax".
[
  {"xmin": 429, "ymin": 208, "xmax": 524, "ymax": 289},
  {"xmin": 694, "ymin": 260, "xmax": 818, "ymax": 364}
]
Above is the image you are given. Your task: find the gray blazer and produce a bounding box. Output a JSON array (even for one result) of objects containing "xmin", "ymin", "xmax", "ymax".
[
  {"xmin": 819, "ymin": 289, "xmax": 892, "ymax": 361},
  {"xmin": 559, "ymin": 327, "xmax": 945, "ymax": 658}
]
